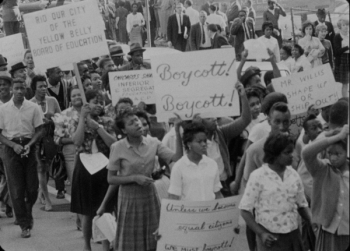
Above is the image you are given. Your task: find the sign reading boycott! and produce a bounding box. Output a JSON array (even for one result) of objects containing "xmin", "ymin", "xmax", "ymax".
[
  {"xmin": 109, "ymin": 70, "xmax": 155, "ymax": 106},
  {"xmin": 151, "ymin": 49, "xmax": 239, "ymax": 122},
  {"xmin": 23, "ymin": 0, "xmax": 108, "ymax": 70},
  {"xmin": 272, "ymin": 64, "xmax": 342, "ymax": 115},
  {"xmin": 157, "ymin": 196, "xmax": 241, "ymax": 251}
]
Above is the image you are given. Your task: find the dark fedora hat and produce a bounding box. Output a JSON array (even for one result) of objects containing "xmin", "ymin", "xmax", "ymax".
[
  {"xmin": 9, "ymin": 62, "xmax": 27, "ymax": 75},
  {"xmin": 110, "ymin": 45, "xmax": 125, "ymax": 57},
  {"xmin": 128, "ymin": 43, "xmax": 146, "ymax": 56},
  {"xmin": 0, "ymin": 54, "xmax": 8, "ymax": 67}
]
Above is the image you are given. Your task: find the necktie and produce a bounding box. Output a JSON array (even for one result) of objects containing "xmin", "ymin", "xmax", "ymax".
[{"xmin": 202, "ymin": 24, "xmax": 205, "ymax": 44}]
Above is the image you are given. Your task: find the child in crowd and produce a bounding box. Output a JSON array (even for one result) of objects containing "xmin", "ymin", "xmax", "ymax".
[
  {"xmin": 302, "ymin": 124, "xmax": 349, "ymax": 251},
  {"xmin": 168, "ymin": 123, "xmax": 223, "ymax": 201},
  {"xmin": 240, "ymin": 132, "xmax": 311, "ymax": 251}
]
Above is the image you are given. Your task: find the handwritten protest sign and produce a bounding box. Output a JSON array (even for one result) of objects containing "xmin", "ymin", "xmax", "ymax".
[
  {"xmin": 157, "ymin": 196, "xmax": 242, "ymax": 250},
  {"xmin": 280, "ymin": 0, "xmax": 334, "ymax": 10},
  {"xmin": 0, "ymin": 34, "xmax": 25, "ymax": 68},
  {"xmin": 151, "ymin": 49, "xmax": 239, "ymax": 122},
  {"xmin": 109, "ymin": 70, "xmax": 155, "ymax": 105},
  {"xmin": 272, "ymin": 64, "xmax": 342, "ymax": 115},
  {"xmin": 23, "ymin": 0, "xmax": 108, "ymax": 70},
  {"xmin": 244, "ymin": 39, "xmax": 269, "ymax": 60}
]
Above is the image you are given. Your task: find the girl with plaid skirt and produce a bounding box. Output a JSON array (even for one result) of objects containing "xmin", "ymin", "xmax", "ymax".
[{"xmin": 107, "ymin": 108, "xmax": 183, "ymax": 251}]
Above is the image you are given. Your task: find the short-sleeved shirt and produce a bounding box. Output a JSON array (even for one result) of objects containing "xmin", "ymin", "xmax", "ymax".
[
  {"xmin": 248, "ymin": 120, "xmax": 270, "ymax": 143},
  {"xmin": 168, "ymin": 155, "xmax": 222, "ymax": 201},
  {"xmin": 0, "ymin": 98, "xmax": 43, "ymax": 139},
  {"xmin": 239, "ymin": 164, "xmax": 308, "ymax": 234},
  {"xmin": 107, "ymin": 136, "xmax": 174, "ymax": 177},
  {"xmin": 244, "ymin": 136, "xmax": 267, "ymax": 181}
]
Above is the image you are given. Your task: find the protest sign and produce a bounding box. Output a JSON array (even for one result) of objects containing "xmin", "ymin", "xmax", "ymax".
[
  {"xmin": 23, "ymin": 0, "xmax": 108, "ymax": 70},
  {"xmin": 151, "ymin": 49, "xmax": 239, "ymax": 122},
  {"xmin": 244, "ymin": 39, "xmax": 269, "ymax": 60},
  {"xmin": 272, "ymin": 64, "xmax": 342, "ymax": 115},
  {"xmin": 0, "ymin": 34, "xmax": 25, "ymax": 68},
  {"xmin": 109, "ymin": 70, "xmax": 155, "ymax": 105},
  {"xmin": 157, "ymin": 196, "xmax": 242, "ymax": 251}
]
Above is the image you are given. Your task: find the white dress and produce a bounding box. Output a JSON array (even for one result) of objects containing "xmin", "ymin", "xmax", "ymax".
[{"xmin": 298, "ymin": 36, "xmax": 325, "ymax": 68}]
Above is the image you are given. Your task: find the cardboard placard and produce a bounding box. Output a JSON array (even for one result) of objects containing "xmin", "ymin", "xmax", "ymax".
[
  {"xmin": 0, "ymin": 34, "xmax": 25, "ymax": 68},
  {"xmin": 109, "ymin": 70, "xmax": 155, "ymax": 106},
  {"xmin": 157, "ymin": 196, "xmax": 242, "ymax": 250},
  {"xmin": 151, "ymin": 49, "xmax": 240, "ymax": 122},
  {"xmin": 23, "ymin": 0, "xmax": 108, "ymax": 70},
  {"xmin": 272, "ymin": 64, "xmax": 342, "ymax": 115},
  {"xmin": 244, "ymin": 39, "xmax": 269, "ymax": 60}
]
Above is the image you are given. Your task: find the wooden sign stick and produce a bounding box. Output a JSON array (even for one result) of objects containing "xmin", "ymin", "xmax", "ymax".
[{"xmin": 73, "ymin": 62, "xmax": 87, "ymax": 104}]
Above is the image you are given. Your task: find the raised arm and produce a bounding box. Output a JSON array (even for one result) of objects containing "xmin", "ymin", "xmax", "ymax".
[
  {"xmin": 230, "ymin": 18, "xmax": 242, "ymax": 35},
  {"xmin": 220, "ymin": 82, "xmax": 251, "ymax": 141},
  {"xmin": 86, "ymin": 117, "xmax": 117, "ymax": 148},
  {"xmin": 237, "ymin": 50, "xmax": 248, "ymax": 81},
  {"xmin": 72, "ymin": 104, "xmax": 90, "ymax": 147},
  {"xmin": 267, "ymin": 48, "xmax": 281, "ymax": 78},
  {"xmin": 302, "ymin": 125, "xmax": 349, "ymax": 176}
]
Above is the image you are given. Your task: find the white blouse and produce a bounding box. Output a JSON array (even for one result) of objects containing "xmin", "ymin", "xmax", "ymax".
[{"xmin": 126, "ymin": 12, "xmax": 145, "ymax": 33}]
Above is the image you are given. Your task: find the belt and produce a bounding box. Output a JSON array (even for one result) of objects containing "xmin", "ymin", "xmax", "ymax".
[{"xmin": 11, "ymin": 137, "xmax": 31, "ymax": 144}]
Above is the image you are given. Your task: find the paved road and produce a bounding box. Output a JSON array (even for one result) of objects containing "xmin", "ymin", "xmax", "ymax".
[{"xmin": 0, "ymin": 184, "xmax": 249, "ymax": 251}]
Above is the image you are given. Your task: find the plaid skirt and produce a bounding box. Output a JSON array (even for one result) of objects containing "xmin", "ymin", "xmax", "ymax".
[
  {"xmin": 315, "ymin": 228, "xmax": 349, "ymax": 251},
  {"xmin": 335, "ymin": 53, "xmax": 349, "ymax": 85},
  {"xmin": 115, "ymin": 183, "xmax": 160, "ymax": 251}
]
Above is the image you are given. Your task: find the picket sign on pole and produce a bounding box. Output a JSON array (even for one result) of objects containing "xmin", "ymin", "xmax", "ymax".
[
  {"xmin": 291, "ymin": 8, "xmax": 296, "ymax": 44},
  {"xmin": 73, "ymin": 63, "xmax": 87, "ymax": 104}
]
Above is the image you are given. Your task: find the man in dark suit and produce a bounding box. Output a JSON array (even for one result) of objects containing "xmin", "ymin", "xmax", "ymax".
[
  {"xmin": 314, "ymin": 8, "xmax": 335, "ymax": 49},
  {"xmin": 190, "ymin": 11, "xmax": 212, "ymax": 50},
  {"xmin": 208, "ymin": 23, "xmax": 229, "ymax": 49},
  {"xmin": 230, "ymin": 8, "xmax": 255, "ymax": 60},
  {"xmin": 167, "ymin": 3, "xmax": 191, "ymax": 52}
]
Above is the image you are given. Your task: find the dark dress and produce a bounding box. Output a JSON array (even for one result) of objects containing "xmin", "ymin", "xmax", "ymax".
[
  {"xmin": 70, "ymin": 116, "xmax": 116, "ymax": 217},
  {"xmin": 116, "ymin": 6, "xmax": 129, "ymax": 43}
]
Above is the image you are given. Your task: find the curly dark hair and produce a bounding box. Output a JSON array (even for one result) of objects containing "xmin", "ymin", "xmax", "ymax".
[
  {"xmin": 263, "ymin": 132, "xmax": 295, "ymax": 164},
  {"xmin": 30, "ymin": 75, "xmax": 47, "ymax": 92},
  {"xmin": 115, "ymin": 107, "xmax": 138, "ymax": 130},
  {"xmin": 182, "ymin": 123, "xmax": 207, "ymax": 151}
]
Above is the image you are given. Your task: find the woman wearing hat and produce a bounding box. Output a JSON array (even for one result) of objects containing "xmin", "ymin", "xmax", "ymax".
[{"xmin": 127, "ymin": 3, "xmax": 145, "ymax": 46}]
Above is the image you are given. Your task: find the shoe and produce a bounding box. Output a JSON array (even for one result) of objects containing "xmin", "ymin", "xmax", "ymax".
[
  {"xmin": 56, "ymin": 190, "xmax": 65, "ymax": 199},
  {"xmin": 21, "ymin": 229, "xmax": 31, "ymax": 238},
  {"xmin": 29, "ymin": 220, "xmax": 34, "ymax": 230},
  {"xmin": 6, "ymin": 205, "xmax": 13, "ymax": 218},
  {"xmin": 45, "ymin": 203, "xmax": 53, "ymax": 211}
]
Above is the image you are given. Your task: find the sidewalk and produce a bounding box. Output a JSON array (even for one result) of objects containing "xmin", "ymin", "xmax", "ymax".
[{"xmin": 0, "ymin": 183, "xmax": 249, "ymax": 251}]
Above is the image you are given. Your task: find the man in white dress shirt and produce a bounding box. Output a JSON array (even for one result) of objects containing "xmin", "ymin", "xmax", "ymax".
[
  {"xmin": 184, "ymin": 0, "xmax": 199, "ymax": 25},
  {"xmin": 206, "ymin": 5, "xmax": 226, "ymax": 34}
]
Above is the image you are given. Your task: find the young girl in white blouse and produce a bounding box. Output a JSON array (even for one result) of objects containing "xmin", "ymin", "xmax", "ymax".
[
  {"xmin": 240, "ymin": 132, "xmax": 312, "ymax": 251},
  {"xmin": 168, "ymin": 123, "xmax": 223, "ymax": 201}
]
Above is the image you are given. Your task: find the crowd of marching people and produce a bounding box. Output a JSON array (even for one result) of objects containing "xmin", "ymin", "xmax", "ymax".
[{"xmin": 0, "ymin": 0, "xmax": 349, "ymax": 251}]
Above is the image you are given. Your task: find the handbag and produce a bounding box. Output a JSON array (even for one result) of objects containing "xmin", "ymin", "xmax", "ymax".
[{"xmin": 49, "ymin": 148, "xmax": 67, "ymax": 180}]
